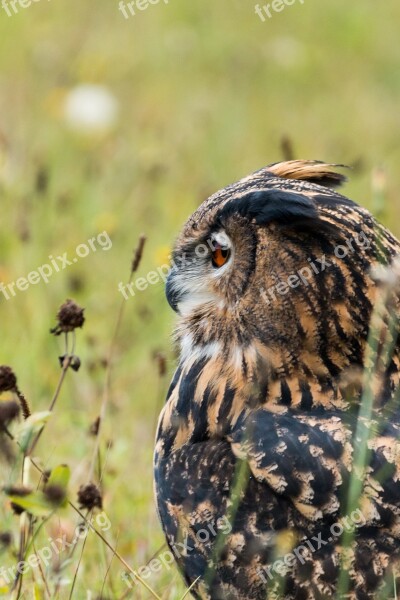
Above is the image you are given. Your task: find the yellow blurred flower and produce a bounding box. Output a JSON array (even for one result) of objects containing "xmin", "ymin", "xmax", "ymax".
[
  {"xmin": 274, "ymin": 529, "xmax": 297, "ymax": 555},
  {"xmin": 76, "ymin": 55, "xmax": 110, "ymax": 82},
  {"xmin": 94, "ymin": 212, "xmax": 119, "ymax": 235},
  {"xmin": 0, "ymin": 266, "xmax": 10, "ymax": 283},
  {"xmin": 43, "ymin": 87, "xmax": 68, "ymax": 119},
  {"xmin": 154, "ymin": 245, "xmax": 171, "ymax": 267}
]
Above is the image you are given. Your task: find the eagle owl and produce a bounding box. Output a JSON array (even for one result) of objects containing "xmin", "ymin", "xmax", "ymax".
[{"xmin": 154, "ymin": 160, "xmax": 400, "ymax": 599}]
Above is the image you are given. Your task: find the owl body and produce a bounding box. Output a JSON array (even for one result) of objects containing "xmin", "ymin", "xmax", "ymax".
[{"xmin": 154, "ymin": 161, "xmax": 400, "ymax": 599}]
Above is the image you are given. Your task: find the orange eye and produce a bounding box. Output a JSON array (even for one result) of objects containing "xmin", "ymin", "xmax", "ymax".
[{"xmin": 211, "ymin": 245, "xmax": 231, "ymax": 268}]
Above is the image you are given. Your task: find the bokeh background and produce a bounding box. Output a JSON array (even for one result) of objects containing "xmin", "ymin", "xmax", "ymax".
[{"xmin": 0, "ymin": 0, "xmax": 399, "ymax": 597}]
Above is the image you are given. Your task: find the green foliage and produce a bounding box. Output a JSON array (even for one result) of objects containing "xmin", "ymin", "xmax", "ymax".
[{"xmin": 0, "ymin": 0, "xmax": 399, "ymax": 597}]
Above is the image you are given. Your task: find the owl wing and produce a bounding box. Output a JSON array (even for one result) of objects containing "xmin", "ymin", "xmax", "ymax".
[{"xmin": 229, "ymin": 408, "xmax": 400, "ymax": 524}]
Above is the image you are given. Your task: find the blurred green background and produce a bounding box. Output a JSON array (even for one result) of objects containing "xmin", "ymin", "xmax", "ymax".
[{"xmin": 0, "ymin": 0, "xmax": 399, "ymax": 597}]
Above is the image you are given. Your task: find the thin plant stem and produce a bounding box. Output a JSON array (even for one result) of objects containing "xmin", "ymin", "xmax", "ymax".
[
  {"xmin": 99, "ymin": 528, "xmax": 121, "ymax": 600},
  {"xmin": 20, "ymin": 454, "xmax": 162, "ymax": 599},
  {"xmin": 68, "ymin": 509, "xmax": 93, "ymax": 600},
  {"xmin": 203, "ymin": 458, "xmax": 250, "ymax": 590},
  {"xmin": 179, "ymin": 577, "xmax": 201, "ymax": 600},
  {"xmin": 32, "ymin": 537, "xmax": 51, "ymax": 599},
  {"xmin": 28, "ymin": 355, "xmax": 72, "ymax": 457},
  {"xmin": 88, "ymin": 234, "xmax": 146, "ymax": 482},
  {"xmin": 337, "ymin": 284, "xmax": 396, "ymax": 597}
]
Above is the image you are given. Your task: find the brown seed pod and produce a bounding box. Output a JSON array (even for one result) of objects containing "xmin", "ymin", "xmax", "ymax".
[
  {"xmin": 77, "ymin": 483, "xmax": 103, "ymax": 510},
  {"xmin": 51, "ymin": 299, "xmax": 85, "ymax": 336},
  {"xmin": 0, "ymin": 366, "xmax": 17, "ymax": 393}
]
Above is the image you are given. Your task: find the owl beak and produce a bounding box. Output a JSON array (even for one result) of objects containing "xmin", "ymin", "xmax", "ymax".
[{"xmin": 165, "ymin": 270, "xmax": 183, "ymax": 314}]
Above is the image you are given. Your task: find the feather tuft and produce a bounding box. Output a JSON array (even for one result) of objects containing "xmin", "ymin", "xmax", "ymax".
[{"xmin": 267, "ymin": 160, "xmax": 348, "ymax": 189}]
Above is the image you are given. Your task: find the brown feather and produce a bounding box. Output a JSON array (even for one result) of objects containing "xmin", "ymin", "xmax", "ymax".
[{"xmin": 267, "ymin": 159, "xmax": 348, "ymax": 188}]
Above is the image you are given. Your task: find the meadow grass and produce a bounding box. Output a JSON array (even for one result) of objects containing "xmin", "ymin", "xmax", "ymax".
[{"xmin": 0, "ymin": 0, "xmax": 400, "ymax": 597}]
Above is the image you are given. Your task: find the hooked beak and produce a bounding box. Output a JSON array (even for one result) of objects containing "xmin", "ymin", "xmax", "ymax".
[{"xmin": 165, "ymin": 269, "xmax": 184, "ymax": 313}]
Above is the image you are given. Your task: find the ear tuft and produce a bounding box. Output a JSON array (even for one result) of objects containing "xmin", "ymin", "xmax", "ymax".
[{"xmin": 267, "ymin": 160, "xmax": 348, "ymax": 189}]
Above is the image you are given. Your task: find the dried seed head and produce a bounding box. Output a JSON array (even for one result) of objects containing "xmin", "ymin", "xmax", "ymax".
[
  {"xmin": 77, "ymin": 521, "xmax": 86, "ymax": 532},
  {"xmin": 89, "ymin": 416, "xmax": 100, "ymax": 436},
  {"xmin": 70, "ymin": 356, "xmax": 81, "ymax": 372},
  {"xmin": 0, "ymin": 437, "xmax": 15, "ymax": 464},
  {"xmin": 51, "ymin": 299, "xmax": 85, "ymax": 336},
  {"xmin": 44, "ymin": 484, "xmax": 67, "ymax": 505},
  {"xmin": 0, "ymin": 532, "xmax": 12, "ymax": 547},
  {"xmin": 14, "ymin": 388, "xmax": 31, "ymax": 420},
  {"xmin": 36, "ymin": 165, "xmax": 49, "ymax": 195},
  {"xmin": 77, "ymin": 483, "xmax": 102, "ymax": 510},
  {"xmin": 58, "ymin": 355, "xmax": 68, "ymax": 368},
  {"xmin": 5, "ymin": 485, "xmax": 32, "ymax": 515},
  {"xmin": 0, "ymin": 366, "xmax": 17, "ymax": 393},
  {"xmin": 280, "ymin": 135, "xmax": 295, "ymax": 162},
  {"xmin": 42, "ymin": 469, "xmax": 51, "ymax": 484},
  {"xmin": 131, "ymin": 234, "xmax": 147, "ymax": 274},
  {"xmin": 0, "ymin": 368, "xmax": 29, "ymax": 421},
  {"xmin": 153, "ymin": 351, "xmax": 167, "ymax": 377},
  {"xmin": 11, "ymin": 503, "xmax": 27, "ymax": 516},
  {"xmin": 59, "ymin": 355, "xmax": 81, "ymax": 371},
  {"xmin": 5, "ymin": 485, "xmax": 32, "ymax": 496},
  {"xmin": 0, "ymin": 400, "xmax": 20, "ymax": 426}
]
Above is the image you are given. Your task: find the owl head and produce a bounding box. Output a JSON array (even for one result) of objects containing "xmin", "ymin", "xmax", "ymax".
[{"xmin": 166, "ymin": 160, "xmax": 398, "ymax": 392}]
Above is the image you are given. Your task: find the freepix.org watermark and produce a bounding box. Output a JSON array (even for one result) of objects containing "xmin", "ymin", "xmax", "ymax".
[
  {"xmin": 0, "ymin": 512, "xmax": 111, "ymax": 584},
  {"xmin": 255, "ymin": 0, "xmax": 305, "ymax": 22},
  {"xmin": 118, "ymin": 231, "xmax": 371, "ymax": 302},
  {"xmin": 121, "ymin": 514, "xmax": 232, "ymax": 588},
  {"xmin": 118, "ymin": 236, "xmax": 226, "ymax": 300},
  {"xmin": 257, "ymin": 508, "xmax": 366, "ymax": 583},
  {"xmin": 260, "ymin": 231, "xmax": 370, "ymax": 306},
  {"xmin": 118, "ymin": 0, "xmax": 168, "ymax": 19},
  {"xmin": 0, "ymin": 231, "xmax": 112, "ymax": 301},
  {"xmin": 1, "ymin": 0, "xmax": 50, "ymax": 17}
]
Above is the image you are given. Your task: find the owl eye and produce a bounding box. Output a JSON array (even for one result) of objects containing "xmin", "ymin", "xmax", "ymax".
[{"xmin": 211, "ymin": 244, "xmax": 231, "ymax": 268}]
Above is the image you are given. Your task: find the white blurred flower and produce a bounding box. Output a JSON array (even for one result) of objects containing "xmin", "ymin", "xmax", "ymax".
[
  {"xmin": 263, "ymin": 37, "xmax": 306, "ymax": 68},
  {"xmin": 371, "ymin": 256, "xmax": 400, "ymax": 290},
  {"xmin": 64, "ymin": 84, "xmax": 118, "ymax": 132}
]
